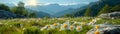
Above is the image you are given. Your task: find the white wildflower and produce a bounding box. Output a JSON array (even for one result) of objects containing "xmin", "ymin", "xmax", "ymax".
[{"xmin": 76, "ymin": 26, "xmax": 82, "ymax": 32}]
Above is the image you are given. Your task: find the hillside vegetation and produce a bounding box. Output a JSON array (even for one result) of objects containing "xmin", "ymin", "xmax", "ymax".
[{"xmin": 65, "ymin": 0, "xmax": 120, "ymax": 17}]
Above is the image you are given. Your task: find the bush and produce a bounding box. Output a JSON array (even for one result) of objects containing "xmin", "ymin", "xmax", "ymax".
[
  {"xmin": 0, "ymin": 4, "xmax": 10, "ymax": 11},
  {"xmin": 23, "ymin": 26, "xmax": 40, "ymax": 34}
]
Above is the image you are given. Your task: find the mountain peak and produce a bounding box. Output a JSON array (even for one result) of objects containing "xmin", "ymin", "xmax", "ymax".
[{"xmin": 46, "ymin": 3, "xmax": 60, "ymax": 6}]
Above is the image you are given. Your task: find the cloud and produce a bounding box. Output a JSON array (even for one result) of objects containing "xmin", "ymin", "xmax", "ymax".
[
  {"xmin": 59, "ymin": 3, "xmax": 78, "ymax": 5},
  {"xmin": 82, "ymin": 2, "xmax": 90, "ymax": 4},
  {"xmin": 36, "ymin": 0, "xmax": 98, "ymax": 6},
  {"xmin": 0, "ymin": 0, "xmax": 98, "ymax": 6}
]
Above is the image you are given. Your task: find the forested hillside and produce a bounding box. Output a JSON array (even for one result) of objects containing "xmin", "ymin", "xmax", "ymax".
[{"xmin": 65, "ymin": 0, "xmax": 120, "ymax": 17}]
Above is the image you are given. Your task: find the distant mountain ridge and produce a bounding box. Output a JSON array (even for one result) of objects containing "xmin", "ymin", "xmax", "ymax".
[
  {"xmin": 4, "ymin": 3, "xmax": 88, "ymax": 17},
  {"xmin": 25, "ymin": 3, "xmax": 87, "ymax": 17},
  {"xmin": 26, "ymin": 9, "xmax": 51, "ymax": 18},
  {"xmin": 54, "ymin": 8, "xmax": 79, "ymax": 17},
  {"xmin": 35, "ymin": 11, "xmax": 51, "ymax": 18},
  {"xmin": 26, "ymin": 3, "xmax": 87, "ymax": 15},
  {"xmin": 71, "ymin": 0, "xmax": 120, "ymax": 17}
]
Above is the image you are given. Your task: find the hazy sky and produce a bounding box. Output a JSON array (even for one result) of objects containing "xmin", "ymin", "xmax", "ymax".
[{"xmin": 0, "ymin": 0, "xmax": 98, "ymax": 6}]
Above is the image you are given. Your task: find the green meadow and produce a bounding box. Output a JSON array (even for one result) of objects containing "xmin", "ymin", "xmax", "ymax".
[{"xmin": 0, "ymin": 17, "xmax": 120, "ymax": 34}]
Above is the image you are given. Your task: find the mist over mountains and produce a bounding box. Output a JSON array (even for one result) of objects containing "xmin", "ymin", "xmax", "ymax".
[
  {"xmin": 1, "ymin": 3, "xmax": 87, "ymax": 18},
  {"xmin": 26, "ymin": 3, "xmax": 87, "ymax": 14},
  {"xmin": 24, "ymin": 3, "xmax": 87, "ymax": 17},
  {"xmin": 1, "ymin": 0, "xmax": 119, "ymax": 18}
]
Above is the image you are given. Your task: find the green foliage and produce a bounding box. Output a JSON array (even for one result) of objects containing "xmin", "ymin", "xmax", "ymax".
[
  {"xmin": 10, "ymin": 2, "xmax": 28, "ymax": 16},
  {"xmin": 63, "ymin": 14, "xmax": 70, "ymax": 17},
  {"xmin": 10, "ymin": 1, "xmax": 36, "ymax": 18},
  {"xmin": 44, "ymin": 16, "xmax": 50, "ymax": 19},
  {"xmin": 0, "ymin": 17, "xmax": 120, "ymax": 34},
  {"xmin": 0, "ymin": 4, "xmax": 10, "ymax": 11},
  {"xmin": 0, "ymin": 26, "xmax": 18, "ymax": 34},
  {"xmin": 98, "ymin": 4, "xmax": 111, "ymax": 15},
  {"xmin": 11, "ymin": 7, "xmax": 28, "ymax": 16},
  {"xmin": 17, "ymin": 1, "xmax": 24, "ymax": 8},
  {"xmin": 111, "ymin": 5, "xmax": 120, "ymax": 11},
  {"xmin": 84, "ymin": 8, "xmax": 92, "ymax": 17},
  {"xmin": 63, "ymin": 14, "xmax": 75, "ymax": 18},
  {"xmin": 24, "ymin": 26, "xmax": 40, "ymax": 34},
  {"xmin": 28, "ymin": 12, "xmax": 36, "ymax": 18}
]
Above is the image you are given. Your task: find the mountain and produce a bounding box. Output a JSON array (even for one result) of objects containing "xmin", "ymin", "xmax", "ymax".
[
  {"xmin": 54, "ymin": 8, "xmax": 79, "ymax": 17},
  {"xmin": 26, "ymin": 4, "xmax": 66, "ymax": 14},
  {"xmin": 35, "ymin": 11, "xmax": 51, "ymax": 18},
  {"xmin": 25, "ymin": 4, "xmax": 87, "ymax": 15},
  {"xmin": 26, "ymin": 9, "xmax": 51, "ymax": 18},
  {"xmin": 54, "ymin": 4, "xmax": 89, "ymax": 17},
  {"xmin": 63, "ymin": 4, "xmax": 88, "ymax": 9},
  {"xmin": 1, "ymin": 3, "xmax": 16, "ymax": 8},
  {"xmin": 71, "ymin": 0, "xmax": 120, "ymax": 17}
]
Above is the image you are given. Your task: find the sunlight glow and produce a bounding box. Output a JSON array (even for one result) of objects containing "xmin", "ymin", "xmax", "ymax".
[{"xmin": 27, "ymin": 0, "xmax": 38, "ymax": 6}]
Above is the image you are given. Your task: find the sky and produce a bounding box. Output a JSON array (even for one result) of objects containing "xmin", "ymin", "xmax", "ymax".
[{"xmin": 0, "ymin": 0, "xmax": 98, "ymax": 6}]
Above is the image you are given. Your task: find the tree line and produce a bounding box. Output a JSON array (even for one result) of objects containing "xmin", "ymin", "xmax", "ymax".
[
  {"xmin": 0, "ymin": 2, "xmax": 36, "ymax": 18},
  {"xmin": 63, "ymin": 4, "xmax": 120, "ymax": 17}
]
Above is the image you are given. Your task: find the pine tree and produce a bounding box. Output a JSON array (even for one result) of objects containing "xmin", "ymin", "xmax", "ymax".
[
  {"xmin": 0, "ymin": 4, "xmax": 10, "ymax": 11},
  {"xmin": 111, "ymin": 5, "xmax": 120, "ymax": 11},
  {"xmin": 63, "ymin": 14, "xmax": 70, "ymax": 17},
  {"xmin": 98, "ymin": 4, "xmax": 111, "ymax": 15},
  {"xmin": 11, "ymin": 1, "xmax": 29, "ymax": 17},
  {"xmin": 84, "ymin": 7, "xmax": 92, "ymax": 17},
  {"xmin": 29, "ymin": 12, "xmax": 36, "ymax": 18}
]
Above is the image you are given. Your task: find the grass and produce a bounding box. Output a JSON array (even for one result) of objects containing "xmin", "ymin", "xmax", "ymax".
[{"xmin": 0, "ymin": 17, "xmax": 120, "ymax": 34}]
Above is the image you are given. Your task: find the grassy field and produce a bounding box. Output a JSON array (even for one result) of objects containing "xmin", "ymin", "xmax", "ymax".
[{"xmin": 0, "ymin": 17, "xmax": 120, "ymax": 34}]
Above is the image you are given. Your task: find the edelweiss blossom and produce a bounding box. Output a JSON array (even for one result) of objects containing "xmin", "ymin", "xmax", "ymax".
[
  {"xmin": 95, "ymin": 25, "xmax": 100, "ymax": 29},
  {"xmin": 94, "ymin": 30, "xmax": 100, "ymax": 34},
  {"xmin": 88, "ymin": 19, "xmax": 97, "ymax": 25},
  {"xmin": 80, "ymin": 22, "xmax": 86, "ymax": 26},
  {"xmin": 76, "ymin": 26, "xmax": 82, "ymax": 32},
  {"xmin": 40, "ymin": 25, "xmax": 51, "ymax": 31},
  {"xmin": 72, "ymin": 21, "xmax": 81, "ymax": 25},
  {"xmin": 69, "ymin": 25, "xmax": 75, "ymax": 31},
  {"xmin": 51, "ymin": 23, "xmax": 60, "ymax": 29},
  {"xmin": 60, "ymin": 21, "xmax": 70, "ymax": 31}
]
